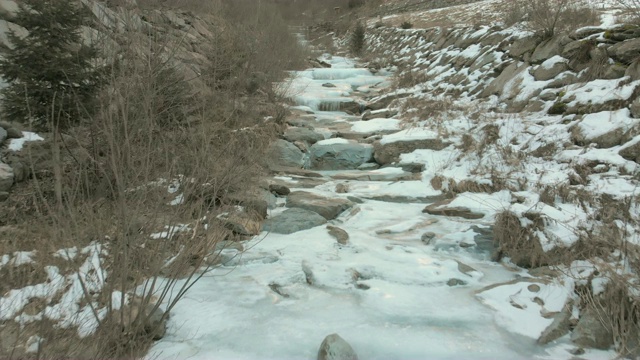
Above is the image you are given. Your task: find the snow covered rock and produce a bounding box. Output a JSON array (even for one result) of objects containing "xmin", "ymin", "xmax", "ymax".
[
  {"xmin": 265, "ymin": 139, "xmax": 307, "ymax": 169},
  {"xmin": 286, "ymin": 191, "xmax": 353, "ymax": 220},
  {"xmin": 532, "ymin": 56, "xmax": 569, "ymax": 81},
  {"xmin": 283, "ymin": 127, "xmax": 325, "ymax": 144},
  {"xmin": 537, "ymin": 300, "xmax": 573, "ymax": 345},
  {"xmin": 373, "ymin": 138, "xmax": 449, "ymax": 165},
  {"xmin": 317, "ymin": 333, "xmax": 359, "ymax": 360},
  {"xmin": 571, "ymin": 109, "xmax": 638, "ymax": 148},
  {"xmin": 571, "ymin": 308, "xmax": 614, "ymax": 350},
  {"xmin": 423, "ymin": 199, "xmax": 484, "ymax": 220},
  {"xmin": 0, "ymin": 162, "xmax": 14, "ymax": 192},
  {"xmin": 309, "ymin": 139, "xmax": 374, "ymax": 170},
  {"xmin": 262, "ymin": 208, "xmax": 327, "ymax": 234}
]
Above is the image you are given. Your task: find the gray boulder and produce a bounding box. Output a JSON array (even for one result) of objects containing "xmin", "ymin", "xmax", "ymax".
[
  {"xmin": 626, "ymin": 58, "xmax": 640, "ymax": 81},
  {"xmin": 603, "ymin": 63, "xmax": 627, "ymax": 80},
  {"xmin": 317, "ymin": 333, "xmax": 358, "ymax": 360},
  {"xmin": 571, "ymin": 308, "xmax": 614, "ymax": 350},
  {"xmin": 0, "ymin": 162, "xmax": 13, "ymax": 192},
  {"xmin": 0, "ymin": 127, "xmax": 6, "ymax": 144},
  {"xmin": 530, "ymin": 35, "xmax": 571, "ymax": 64},
  {"xmin": 509, "ymin": 35, "xmax": 541, "ymax": 58},
  {"xmin": 532, "ymin": 59, "xmax": 569, "ymax": 81},
  {"xmin": 610, "ymin": 38, "xmax": 640, "ymax": 64},
  {"xmin": 262, "ymin": 208, "xmax": 327, "ymax": 234},
  {"xmin": 284, "ymin": 127, "xmax": 325, "ymax": 144},
  {"xmin": 266, "ymin": 139, "xmax": 307, "ymax": 169},
  {"xmin": 310, "ymin": 139, "xmax": 374, "ymax": 170},
  {"xmin": 286, "ymin": 191, "xmax": 353, "ymax": 220}
]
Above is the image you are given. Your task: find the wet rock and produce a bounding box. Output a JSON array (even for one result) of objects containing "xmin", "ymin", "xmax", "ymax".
[
  {"xmin": 0, "ymin": 162, "xmax": 14, "ymax": 192},
  {"xmin": 262, "ymin": 208, "xmax": 327, "ymax": 234},
  {"xmin": 265, "ymin": 139, "xmax": 306, "ymax": 169},
  {"xmin": 423, "ymin": 199, "xmax": 484, "ymax": 219},
  {"xmin": 571, "ymin": 307, "xmax": 614, "ymax": 349},
  {"xmin": 373, "ymin": 138, "xmax": 450, "ymax": 165},
  {"xmin": 327, "ymin": 225, "xmax": 349, "ymax": 245},
  {"xmin": 317, "ymin": 333, "xmax": 359, "ymax": 360},
  {"xmin": 447, "ymin": 278, "xmax": 467, "ymax": 286},
  {"xmin": 538, "ymin": 301, "xmax": 572, "ymax": 345},
  {"xmin": 284, "ymin": 127, "xmax": 325, "ymax": 144},
  {"xmin": 310, "ymin": 139, "xmax": 374, "ymax": 170},
  {"xmin": 421, "ymin": 232, "xmax": 436, "ymax": 244},
  {"xmin": 287, "ymin": 191, "xmax": 353, "ymax": 220},
  {"xmin": 269, "ymin": 184, "xmax": 291, "ymax": 196}
]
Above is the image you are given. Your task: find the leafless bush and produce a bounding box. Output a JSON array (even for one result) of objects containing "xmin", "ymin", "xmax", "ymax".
[{"xmin": 500, "ymin": 0, "xmax": 599, "ymax": 38}]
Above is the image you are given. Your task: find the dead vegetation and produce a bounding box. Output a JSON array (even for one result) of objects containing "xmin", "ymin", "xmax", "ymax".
[
  {"xmin": 0, "ymin": 0, "xmax": 308, "ymax": 358},
  {"xmin": 500, "ymin": 0, "xmax": 599, "ymax": 38}
]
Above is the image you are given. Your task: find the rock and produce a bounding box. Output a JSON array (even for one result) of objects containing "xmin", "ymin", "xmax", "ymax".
[
  {"xmin": 509, "ymin": 35, "xmax": 541, "ymax": 58},
  {"xmin": 357, "ymin": 163, "xmax": 379, "ymax": 170},
  {"xmin": 528, "ymin": 284, "xmax": 541, "ymax": 292},
  {"xmin": 217, "ymin": 211, "xmax": 261, "ymax": 236},
  {"xmin": 284, "ymin": 127, "xmax": 325, "ymax": 144},
  {"xmin": 362, "ymin": 108, "xmax": 396, "ymax": 120},
  {"xmin": 455, "ymin": 260, "xmax": 477, "ymax": 276},
  {"xmin": 423, "ymin": 199, "xmax": 484, "ymax": 219},
  {"xmin": 365, "ymin": 92, "xmax": 407, "ymax": 111},
  {"xmin": 0, "ymin": 191, "xmax": 8, "ymax": 201},
  {"xmin": 113, "ymin": 297, "xmax": 168, "ymax": 340},
  {"xmin": 322, "ymin": 83, "xmax": 336, "ymax": 88},
  {"xmin": 0, "ymin": 127, "xmax": 6, "ymax": 144},
  {"xmin": 572, "ymin": 110, "xmax": 637, "ymax": 148},
  {"xmin": 530, "ymin": 35, "xmax": 571, "ymax": 64},
  {"xmin": 538, "ymin": 301, "xmax": 572, "ymax": 344},
  {"xmin": 610, "ymin": 38, "xmax": 640, "ymax": 64},
  {"xmin": 226, "ymin": 189, "xmax": 274, "ymax": 218},
  {"xmin": 286, "ymin": 191, "xmax": 353, "ymax": 220},
  {"xmin": 310, "ymin": 139, "xmax": 374, "ymax": 170},
  {"xmin": 532, "ymin": 58, "xmax": 570, "ymax": 81},
  {"xmin": 539, "ymin": 90, "xmax": 558, "ymax": 101},
  {"xmin": 269, "ymin": 166, "xmax": 323, "ymax": 178},
  {"xmin": 626, "ymin": 58, "xmax": 640, "ymax": 81},
  {"xmin": 421, "ymin": 232, "xmax": 436, "ymax": 244},
  {"xmin": 373, "ymin": 139, "xmax": 449, "ymax": 165},
  {"xmin": 269, "ymin": 184, "xmax": 290, "ymax": 196},
  {"xmin": 447, "ymin": 278, "xmax": 467, "ymax": 286},
  {"xmin": 544, "ymin": 71, "xmax": 578, "ymax": 89},
  {"xmin": 346, "ymin": 196, "xmax": 364, "ymax": 204},
  {"xmin": 573, "ymin": 27, "xmax": 604, "ymax": 39},
  {"xmin": 265, "ymin": 139, "xmax": 306, "ymax": 169},
  {"xmin": 603, "ymin": 63, "xmax": 627, "ymax": 79},
  {"xmin": 262, "ymin": 208, "xmax": 327, "ymax": 234},
  {"xmin": 317, "ymin": 334, "xmax": 359, "ymax": 360},
  {"xmin": 479, "ymin": 61, "xmax": 528, "ymax": 98},
  {"xmin": 0, "ymin": 162, "xmax": 14, "ymax": 192},
  {"xmin": 335, "ymin": 183, "xmax": 349, "ymax": 193},
  {"xmin": 331, "ymin": 169, "xmax": 415, "ymax": 182},
  {"xmin": 0, "ymin": 122, "xmax": 22, "ymax": 139},
  {"xmin": 571, "ymin": 308, "xmax": 614, "ymax": 350},
  {"xmin": 620, "ymin": 136, "xmax": 640, "ymax": 162},
  {"xmin": 326, "ymin": 225, "xmax": 349, "ymax": 245}
]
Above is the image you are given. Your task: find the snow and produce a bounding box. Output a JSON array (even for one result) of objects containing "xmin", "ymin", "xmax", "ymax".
[
  {"xmin": 350, "ymin": 118, "xmax": 400, "ymax": 133},
  {"xmin": 379, "ymin": 128, "xmax": 440, "ymax": 145},
  {"xmin": 576, "ymin": 108, "xmax": 637, "ymax": 140},
  {"xmin": 7, "ymin": 131, "xmax": 44, "ymax": 151},
  {"xmin": 316, "ymin": 138, "xmax": 350, "ymax": 146}
]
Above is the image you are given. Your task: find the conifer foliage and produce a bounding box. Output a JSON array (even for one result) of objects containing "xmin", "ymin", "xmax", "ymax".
[{"xmin": 0, "ymin": 0, "xmax": 103, "ymax": 130}]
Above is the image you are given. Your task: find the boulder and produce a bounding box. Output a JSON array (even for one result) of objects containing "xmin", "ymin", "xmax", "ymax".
[
  {"xmin": 479, "ymin": 61, "xmax": 527, "ymax": 98},
  {"xmin": 423, "ymin": 199, "xmax": 484, "ymax": 219},
  {"xmin": 309, "ymin": 139, "xmax": 374, "ymax": 170},
  {"xmin": 317, "ymin": 334, "xmax": 359, "ymax": 360},
  {"xmin": 603, "ymin": 63, "xmax": 627, "ymax": 79},
  {"xmin": 538, "ymin": 301, "xmax": 573, "ymax": 345},
  {"xmin": 283, "ymin": 127, "xmax": 325, "ymax": 144},
  {"xmin": 626, "ymin": 58, "xmax": 640, "ymax": 81},
  {"xmin": 361, "ymin": 108, "xmax": 396, "ymax": 120},
  {"xmin": 326, "ymin": 225, "xmax": 349, "ymax": 245},
  {"xmin": 373, "ymin": 138, "xmax": 450, "ymax": 165},
  {"xmin": 265, "ymin": 139, "xmax": 307, "ymax": 169},
  {"xmin": 0, "ymin": 127, "xmax": 6, "ymax": 144},
  {"xmin": 571, "ymin": 110, "xmax": 638, "ymax": 148},
  {"xmin": 619, "ymin": 136, "xmax": 640, "ymax": 162},
  {"xmin": 610, "ymin": 38, "xmax": 640, "ymax": 64},
  {"xmin": 509, "ymin": 35, "xmax": 541, "ymax": 58},
  {"xmin": 532, "ymin": 57, "xmax": 570, "ymax": 81},
  {"xmin": 0, "ymin": 162, "xmax": 13, "ymax": 192},
  {"xmin": 268, "ymin": 184, "xmax": 290, "ymax": 196},
  {"xmin": 262, "ymin": 208, "xmax": 327, "ymax": 234},
  {"xmin": 571, "ymin": 308, "xmax": 614, "ymax": 350},
  {"xmin": 286, "ymin": 191, "xmax": 353, "ymax": 220},
  {"xmin": 530, "ymin": 35, "xmax": 571, "ymax": 64},
  {"xmin": 216, "ymin": 210, "xmax": 261, "ymax": 236},
  {"xmin": 365, "ymin": 92, "xmax": 407, "ymax": 111}
]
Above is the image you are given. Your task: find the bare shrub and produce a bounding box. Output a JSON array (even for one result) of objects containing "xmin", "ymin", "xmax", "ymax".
[
  {"xmin": 613, "ymin": 0, "xmax": 640, "ymax": 23},
  {"xmin": 499, "ymin": 0, "xmax": 599, "ymax": 38}
]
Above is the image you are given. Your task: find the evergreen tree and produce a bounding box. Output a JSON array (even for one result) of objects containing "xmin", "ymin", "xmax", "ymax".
[{"xmin": 0, "ymin": 0, "xmax": 103, "ymax": 131}]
